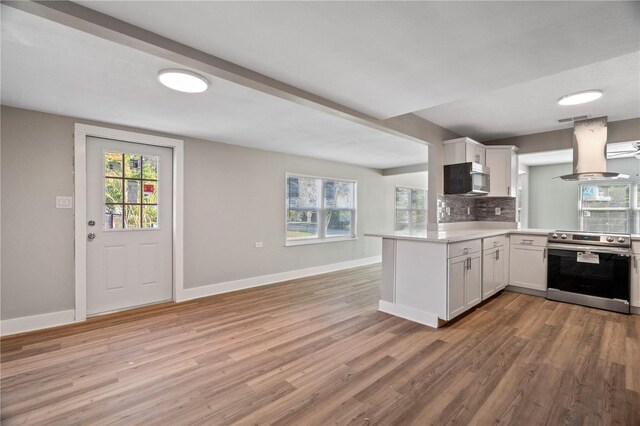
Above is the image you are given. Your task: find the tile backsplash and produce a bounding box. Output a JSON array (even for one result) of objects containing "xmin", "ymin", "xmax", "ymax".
[{"xmin": 438, "ymin": 195, "xmax": 516, "ymax": 223}]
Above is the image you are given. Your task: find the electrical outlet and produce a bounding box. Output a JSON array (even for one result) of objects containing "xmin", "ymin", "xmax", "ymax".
[
  {"xmin": 254, "ymin": 242, "xmax": 263, "ymax": 248},
  {"xmin": 467, "ymin": 207, "xmax": 471, "ymax": 215},
  {"xmin": 446, "ymin": 207, "xmax": 451, "ymax": 215},
  {"xmin": 56, "ymin": 196, "xmax": 73, "ymax": 209},
  {"xmin": 495, "ymin": 207, "xmax": 501, "ymax": 215}
]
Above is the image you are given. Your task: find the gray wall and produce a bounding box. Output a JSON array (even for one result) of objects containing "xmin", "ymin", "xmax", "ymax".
[
  {"xmin": 484, "ymin": 118, "xmax": 640, "ymax": 154},
  {"xmin": 1, "ymin": 106, "xmax": 427, "ymax": 319},
  {"xmin": 528, "ymin": 163, "xmax": 579, "ymax": 230},
  {"xmin": 528, "ymin": 158, "xmax": 640, "ymax": 230}
]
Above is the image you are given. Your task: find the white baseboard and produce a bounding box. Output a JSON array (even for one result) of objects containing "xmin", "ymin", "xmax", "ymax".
[
  {"xmin": 378, "ymin": 300, "xmax": 440, "ymax": 328},
  {"xmin": 1, "ymin": 310, "xmax": 76, "ymax": 337},
  {"xmin": 179, "ymin": 256, "xmax": 382, "ymax": 302}
]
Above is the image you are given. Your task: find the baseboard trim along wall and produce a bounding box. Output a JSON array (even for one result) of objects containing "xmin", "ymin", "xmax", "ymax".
[
  {"xmin": 179, "ymin": 256, "xmax": 382, "ymax": 302},
  {"xmin": 1, "ymin": 310, "xmax": 76, "ymax": 337},
  {"xmin": 378, "ymin": 300, "xmax": 440, "ymax": 328},
  {"xmin": 0, "ymin": 257, "xmax": 381, "ymax": 336}
]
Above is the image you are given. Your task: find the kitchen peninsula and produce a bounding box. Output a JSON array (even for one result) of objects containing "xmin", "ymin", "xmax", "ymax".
[{"xmin": 365, "ymin": 228, "xmax": 551, "ymax": 328}]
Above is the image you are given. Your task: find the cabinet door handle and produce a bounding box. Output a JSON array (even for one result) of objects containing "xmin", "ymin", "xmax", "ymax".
[
  {"xmin": 496, "ymin": 250, "xmax": 500, "ymax": 261},
  {"xmin": 634, "ymin": 256, "xmax": 637, "ymax": 270},
  {"xmin": 507, "ymin": 186, "xmax": 510, "ymax": 195},
  {"xmin": 543, "ymin": 248, "xmax": 547, "ymax": 260}
]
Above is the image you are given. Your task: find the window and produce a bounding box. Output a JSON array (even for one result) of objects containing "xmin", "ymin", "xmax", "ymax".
[
  {"xmin": 395, "ymin": 186, "xmax": 427, "ymax": 232},
  {"xmin": 579, "ymin": 183, "xmax": 631, "ymax": 233},
  {"xmin": 286, "ymin": 174, "xmax": 356, "ymax": 243},
  {"xmin": 104, "ymin": 151, "xmax": 159, "ymax": 230}
]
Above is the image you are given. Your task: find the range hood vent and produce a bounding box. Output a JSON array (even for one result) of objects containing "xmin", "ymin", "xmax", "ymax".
[
  {"xmin": 557, "ymin": 114, "xmax": 590, "ymax": 124},
  {"xmin": 559, "ymin": 116, "xmax": 629, "ymax": 181}
]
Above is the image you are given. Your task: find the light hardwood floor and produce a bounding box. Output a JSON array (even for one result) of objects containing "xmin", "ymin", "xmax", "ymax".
[{"xmin": 1, "ymin": 264, "xmax": 639, "ymax": 425}]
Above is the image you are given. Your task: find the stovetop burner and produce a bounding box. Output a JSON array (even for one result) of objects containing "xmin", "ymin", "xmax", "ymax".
[{"xmin": 547, "ymin": 230, "xmax": 631, "ymax": 248}]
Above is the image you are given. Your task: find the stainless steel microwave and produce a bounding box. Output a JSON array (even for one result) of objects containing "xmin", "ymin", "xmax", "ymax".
[{"xmin": 443, "ymin": 162, "xmax": 490, "ymax": 196}]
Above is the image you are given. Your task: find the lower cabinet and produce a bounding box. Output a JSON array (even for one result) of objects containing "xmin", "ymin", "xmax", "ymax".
[
  {"xmin": 448, "ymin": 246, "xmax": 482, "ymax": 320},
  {"xmin": 482, "ymin": 246, "xmax": 506, "ymax": 299},
  {"xmin": 509, "ymin": 235, "xmax": 548, "ymax": 291}
]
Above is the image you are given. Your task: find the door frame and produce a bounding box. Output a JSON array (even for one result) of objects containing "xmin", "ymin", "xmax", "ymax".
[{"xmin": 74, "ymin": 124, "xmax": 184, "ymax": 322}]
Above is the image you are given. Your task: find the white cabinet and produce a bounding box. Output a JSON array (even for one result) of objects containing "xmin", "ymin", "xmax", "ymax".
[
  {"xmin": 447, "ymin": 239, "xmax": 482, "ymax": 320},
  {"xmin": 443, "ymin": 137, "xmax": 486, "ymax": 166},
  {"xmin": 486, "ymin": 145, "xmax": 518, "ymax": 197},
  {"xmin": 509, "ymin": 235, "xmax": 547, "ymax": 291},
  {"xmin": 448, "ymin": 256, "xmax": 467, "ymax": 319},
  {"xmin": 482, "ymin": 236, "xmax": 507, "ymax": 300},
  {"xmin": 631, "ymin": 244, "xmax": 640, "ymax": 308}
]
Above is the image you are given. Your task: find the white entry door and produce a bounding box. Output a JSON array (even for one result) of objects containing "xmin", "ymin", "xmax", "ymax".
[{"xmin": 86, "ymin": 137, "xmax": 173, "ymax": 315}]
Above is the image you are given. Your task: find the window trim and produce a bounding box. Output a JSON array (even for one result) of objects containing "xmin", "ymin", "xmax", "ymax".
[
  {"xmin": 395, "ymin": 185, "xmax": 428, "ymax": 233},
  {"xmin": 285, "ymin": 173, "xmax": 357, "ymax": 246}
]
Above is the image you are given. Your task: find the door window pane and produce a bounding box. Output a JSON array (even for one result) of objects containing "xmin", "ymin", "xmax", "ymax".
[
  {"xmin": 103, "ymin": 151, "xmax": 160, "ymax": 231},
  {"xmin": 125, "ymin": 180, "xmax": 141, "ymax": 204},
  {"xmin": 104, "ymin": 204, "xmax": 123, "ymax": 230},
  {"xmin": 125, "ymin": 205, "xmax": 141, "ymax": 229},
  {"xmin": 124, "ymin": 154, "xmax": 141, "ymax": 178},
  {"xmin": 142, "ymin": 155, "xmax": 158, "ymax": 180},
  {"xmin": 105, "ymin": 152, "xmax": 123, "ymax": 177},
  {"xmin": 142, "ymin": 181, "xmax": 158, "ymax": 204},
  {"xmin": 105, "ymin": 178, "xmax": 123, "ymax": 203},
  {"xmin": 143, "ymin": 205, "xmax": 158, "ymax": 229}
]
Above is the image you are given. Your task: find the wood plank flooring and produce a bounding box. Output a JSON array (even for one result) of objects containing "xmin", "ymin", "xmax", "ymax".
[{"xmin": 1, "ymin": 264, "xmax": 639, "ymax": 425}]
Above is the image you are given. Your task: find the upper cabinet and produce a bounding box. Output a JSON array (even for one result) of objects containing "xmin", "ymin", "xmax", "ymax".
[
  {"xmin": 443, "ymin": 137, "xmax": 486, "ymax": 166},
  {"xmin": 485, "ymin": 146, "xmax": 518, "ymax": 197}
]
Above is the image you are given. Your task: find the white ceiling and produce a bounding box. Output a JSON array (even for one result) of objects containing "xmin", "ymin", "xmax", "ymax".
[
  {"xmin": 416, "ymin": 52, "xmax": 640, "ymax": 141},
  {"xmin": 76, "ymin": 0, "xmax": 640, "ymax": 133},
  {"xmin": 2, "ymin": 1, "xmax": 639, "ymax": 160},
  {"xmin": 0, "ymin": 6, "xmax": 428, "ymax": 170}
]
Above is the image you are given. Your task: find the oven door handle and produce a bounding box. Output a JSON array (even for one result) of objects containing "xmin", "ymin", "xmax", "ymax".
[{"xmin": 547, "ymin": 243, "xmax": 631, "ymax": 256}]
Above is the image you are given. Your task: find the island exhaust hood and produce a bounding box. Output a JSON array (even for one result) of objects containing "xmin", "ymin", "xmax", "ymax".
[{"xmin": 559, "ymin": 116, "xmax": 628, "ymax": 181}]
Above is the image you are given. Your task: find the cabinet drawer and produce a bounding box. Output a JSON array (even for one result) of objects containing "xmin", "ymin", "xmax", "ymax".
[
  {"xmin": 510, "ymin": 234, "xmax": 547, "ymax": 247},
  {"xmin": 449, "ymin": 239, "xmax": 481, "ymax": 258},
  {"xmin": 483, "ymin": 235, "xmax": 506, "ymax": 250}
]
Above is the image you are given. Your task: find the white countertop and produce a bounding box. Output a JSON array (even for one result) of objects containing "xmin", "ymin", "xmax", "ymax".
[
  {"xmin": 366, "ymin": 228, "xmax": 640, "ymax": 244},
  {"xmin": 365, "ymin": 228, "xmax": 553, "ymax": 243}
]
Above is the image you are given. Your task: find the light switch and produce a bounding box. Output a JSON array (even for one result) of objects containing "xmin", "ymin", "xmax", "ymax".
[
  {"xmin": 495, "ymin": 207, "xmax": 501, "ymax": 215},
  {"xmin": 254, "ymin": 242, "xmax": 263, "ymax": 248},
  {"xmin": 56, "ymin": 196, "xmax": 73, "ymax": 209}
]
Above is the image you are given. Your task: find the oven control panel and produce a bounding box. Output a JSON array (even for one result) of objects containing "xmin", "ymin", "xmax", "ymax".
[{"xmin": 548, "ymin": 231, "xmax": 631, "ymax": 248}]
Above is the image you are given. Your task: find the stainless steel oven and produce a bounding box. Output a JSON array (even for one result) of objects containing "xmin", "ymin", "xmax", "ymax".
[{"xmin": 547, "ymin": 231, "xmax": 631, "ymax": 314}]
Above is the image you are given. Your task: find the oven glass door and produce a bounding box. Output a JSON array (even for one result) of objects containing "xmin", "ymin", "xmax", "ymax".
[{"xmin": 547, "ymin": 249, "xmax": 630, "ymax": 300}]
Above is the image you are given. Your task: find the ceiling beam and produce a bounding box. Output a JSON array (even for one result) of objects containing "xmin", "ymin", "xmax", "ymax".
[{"xmin": 3, "ymin": 0, "xmax": 436, "ymax": 147}]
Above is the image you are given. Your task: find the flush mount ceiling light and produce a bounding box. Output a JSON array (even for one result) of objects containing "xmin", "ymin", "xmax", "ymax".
[
  {"xmin": 157, "ymin": 69, "xmax": 209, "ymax": 93},
  {"xmin": 558, "ymin": 90, "xmax": 602, "ymax": 106}
]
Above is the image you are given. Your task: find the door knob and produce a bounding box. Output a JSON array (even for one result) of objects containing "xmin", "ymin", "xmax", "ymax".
[
  {"xmin": 88, "ymin": 233, "xmax": 96, "ymax": 241},
  {"xmin": 88, "ymin": 220, "xmax": 96, "ymax": 227}
]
